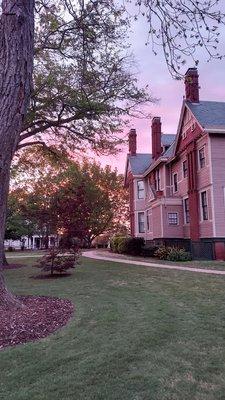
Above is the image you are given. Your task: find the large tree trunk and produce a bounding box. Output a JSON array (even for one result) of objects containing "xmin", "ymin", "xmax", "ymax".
[
  {"xmin": 3, "ymin": 251, "xmax": 8, "ymax": 266},
  {"xmin": 0, "ymin": 0, "xmax": 35, "ymax": 308}
]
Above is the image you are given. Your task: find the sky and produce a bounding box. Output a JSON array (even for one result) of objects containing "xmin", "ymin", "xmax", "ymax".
[{"xmin": 98, "ymin": 9, "xmax": 225, "ymax": 174}]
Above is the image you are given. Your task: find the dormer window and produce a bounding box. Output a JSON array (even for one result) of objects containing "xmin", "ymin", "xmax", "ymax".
[{"xmin": 137, "ymin": 180, "xmax": 144, "ymax": 199}]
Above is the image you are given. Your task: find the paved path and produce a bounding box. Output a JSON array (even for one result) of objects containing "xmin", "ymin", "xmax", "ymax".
[
  {"xmin": 7, "ymin": 254, "xmax": 43, "ymax": 259},
  {"xmin": 83, "ymin": 250, "xmax": 225, "ymax": 276}
]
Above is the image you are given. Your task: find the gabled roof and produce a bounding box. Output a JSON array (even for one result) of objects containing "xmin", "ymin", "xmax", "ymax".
[
  {"xmin": 163, "ymin": 141, "xmax": 175, "ymax": 158},
  {"xmin": 128, "ymin": 153, "xmax": 152, "ymax": 175},
  {"xmin": 187, "ymin": 101, "xmax": 225, "ymax": 131},
  {"xmin": 161, "ymin": 134, "xmax": 176, "ymax": 146}
]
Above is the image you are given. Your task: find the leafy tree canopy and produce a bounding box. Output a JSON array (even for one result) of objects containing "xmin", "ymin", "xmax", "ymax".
[{"xmin": 10, "ymin": 147, "xmax": 129, "ymax": 245}]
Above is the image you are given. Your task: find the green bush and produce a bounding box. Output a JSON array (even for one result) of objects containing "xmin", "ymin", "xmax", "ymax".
[
  {"xmin": 154, "ymin": 246, "xmax": 169, "ymax": 260},
  {"xmin": 117, "ymin": 237, "xmax": 129, "ymax": 254},
  {"xmin": 124, "ymin": 237, "xmax": 145, "ymax": 256},
  {"xmin": 167, "ymin": 247, "xmax": 192, "ymax": 261},
  {"xmin": 154, "ymin": 245, "xmax": 192, "ymax": 262},
  {"xmin": 110, "ymin": 236, "xmax": 127, "ymax": 253},
  {"xmin": 110, "ymin": 236, "xmax": 145, "ymax": 256}
]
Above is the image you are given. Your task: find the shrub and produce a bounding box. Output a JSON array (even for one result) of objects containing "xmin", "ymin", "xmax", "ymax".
[
  {"xmin": 117, "ymin": 237, "xmax": 129, "ymax": 254},
  {"xmin": 123, "ymin": 237, "xmax": 145, "ymax": 256},
  {"xmin": 154, "ymin": 245, "xmax": 192, "ymax": 262},
  {"xmin": 166, "ymin": 247, "xmax": 192, "ymax": 262},
  {"xmin": 36, "ymin": 247, "xmax": 81, "ymax": 276},
  {"xmin": 141, "ymin": 246, "xmax": 159, "ymax": 257},
  {"xmin": 110, "ymin": 236, "xmax": 128, "ymax": 253},
  {"xmin": 110, "ymin": 236, "xmax": 145, "ymax": 256},
  {"xmin": 154, "ymin": 246, "xmax": 169, "ymax": 260}
]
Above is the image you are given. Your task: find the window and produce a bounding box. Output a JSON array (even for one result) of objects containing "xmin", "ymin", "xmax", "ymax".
[
  {"xmin": 173, "ymin": 173, "xmax": 178, "ymax": 193},
  {"xmin": 168, "ymin": 212, "xmax": 178, "ymax": 225},
  {"xmin": 182, "ymin": 129, "xmax": 187, "ymax": 139},
  {"xmin": 137, "ymin": 180, "xmax": 144, "ymax": 199},
  {"xmin": 191, "ymin": 122, "xmax": 196, "ymax": 131},
  {"xmin": 146, "ymin": 210, "xmax": 150, "ymax": 232},
  {"xmin": 183, "ymin": 160, "xmax": 188, "ymax": 178},
  {"xmin": 199, "ymin": 147, "xmax": 206, "ymax": 169},
  {"xmin": 184, "ymin": 198, "xmax": 190, "ymax": 224},
  {"xmin": 201, "ymin": 191, "xmax": 208, "ymax": 221},
  {"xmin": 138, "ymin": 212, "xmax": 145, "ymax": 233},
  {"xmin": 155, "ymin": 169, "xmax": 160, "ymax": 191}
]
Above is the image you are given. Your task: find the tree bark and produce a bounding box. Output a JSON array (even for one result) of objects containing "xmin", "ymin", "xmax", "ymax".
[
  {"xmin": 0, "ymin": 0, "xmax": 35, "ymax": 308},
  {"xmin": 3, "ymin": 251, "xmax": 8, "ymax": 266}
]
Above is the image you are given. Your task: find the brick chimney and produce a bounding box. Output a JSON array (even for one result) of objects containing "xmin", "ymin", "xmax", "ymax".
[
  {"xmin": 152, "ymin": 117, "xmax": 162, "ymax": 160},
  {"xmin": 128, "ymin": 128, "xmax": 137, "ymax": 156},
  {"xmin": 185, "ymin": 67, "xmax": 200, "ymax": 103}
]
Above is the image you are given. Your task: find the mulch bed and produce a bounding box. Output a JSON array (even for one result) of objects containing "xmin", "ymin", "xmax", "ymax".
[
  {"xmin": 3, "ymin": 264, "xmax": 25, "ymax": 270},
  {"xmin": 0, "ymin": 296, "xmax": 74, "ymax": 350},
  {"xmin": 31, "ymin": 273, "xmax": 71, "ymax": 280}
]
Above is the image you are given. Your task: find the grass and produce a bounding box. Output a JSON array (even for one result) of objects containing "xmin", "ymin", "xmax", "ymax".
[{"xmin": 1, "ymin": 255, "xmax": 225, "ymax": 399}]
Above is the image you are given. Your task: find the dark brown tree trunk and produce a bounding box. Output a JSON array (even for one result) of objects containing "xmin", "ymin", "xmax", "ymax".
[
  {"xmin": 3, "ymin": 251, "xmax": 8, "ymax": 266},
  {"xmin": 0, "ymin": 0, "xmax": 35, "ymax": 308}
]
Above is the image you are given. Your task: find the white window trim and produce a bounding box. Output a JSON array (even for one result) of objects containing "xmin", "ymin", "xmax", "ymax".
[
  {"xmin": 137, "ymin": 211, "xmax": 145, "ymax": 233},
  {"xmin": 137, "ymin": 180, "xmax": 145, "ymax": 200},
  {"xmin": 167, "ymin": 212, "xmax": 179, "ymax": 226}
]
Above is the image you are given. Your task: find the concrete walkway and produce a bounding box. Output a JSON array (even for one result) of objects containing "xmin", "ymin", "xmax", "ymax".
[{"xmin": 83, "ymin": 250, "xmax": 225, "ymax": 276}]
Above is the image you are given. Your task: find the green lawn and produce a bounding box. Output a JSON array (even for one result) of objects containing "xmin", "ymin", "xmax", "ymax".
[{"xmin": 1, "ymin": 256, "xmax": 225, "ymax": 400}]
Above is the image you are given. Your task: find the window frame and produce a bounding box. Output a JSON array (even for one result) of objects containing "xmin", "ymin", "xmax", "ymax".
[
  {"xmin": 201, "ymin": 191, "xmax": 208, "ymax": 221},
  {"xmin": 155, "ymin": 169, "xmax": 160, "ymax": 191},
  {"xmin": 183, "ymin": 197, "xmax": 190, "ymax": 224},
  {"xmin": 199, "ymin": 147, "xmax": 206, "ymax": 169},
  {"xmin": 183, "ymin": 160, "xmax": 188, "ymax": 179},
  {"xmin": 137, "ymin": 180, "xmax": 145, "ymax": 199},
  {"xmin": 168, "ymin": 212, "xmax": 179, "ymax": 226},
  {"xmin": 138, "ymin": 212, "xmax": 145, "ymax": 233},
  {"xmin": 146, "ymin": 209, "xmax": 150, "ymax": 232},
  {"xmin": 173, "ymin": 173, "xmax": 178, "ymax": 193}
]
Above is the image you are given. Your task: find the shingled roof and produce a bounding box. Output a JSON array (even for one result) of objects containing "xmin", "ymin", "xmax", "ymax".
[
  {"xmin": 187, "ymin": 101, "xmax": 225, "ymax": 131},
  {"xmin": 161, "ymin": 134, "xmax": 176, "ymax": 146},
  {"xmin": 128, "ymin": 154, "xmax": 152, "ymax": 175}
]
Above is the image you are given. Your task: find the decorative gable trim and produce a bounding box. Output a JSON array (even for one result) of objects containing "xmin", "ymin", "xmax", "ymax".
[{"xmin": 173, "ymin": 101, "xmax": 204, "ymax": 156}]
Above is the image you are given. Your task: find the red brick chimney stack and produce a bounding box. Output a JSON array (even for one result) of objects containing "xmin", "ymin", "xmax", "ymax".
[
  {"xmin": 185, "ymin": 67, "xmax": 200, "ymax": 103},
  {"xmin": 129, "ymin": 128, "xmax": 137, "ymax": 156},
  {"xmin": 152, "ymin": 117, "xmax": 162, "ymax": 161}
]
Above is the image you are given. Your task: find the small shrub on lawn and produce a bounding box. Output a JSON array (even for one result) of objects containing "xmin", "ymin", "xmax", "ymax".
[
  {"xmin": 36, "ymin": 246, "xmax": 81, "ymax": 276},
  {"xmin": 154, "ymin": 245, "xmax": 192, "ymax": 262}
]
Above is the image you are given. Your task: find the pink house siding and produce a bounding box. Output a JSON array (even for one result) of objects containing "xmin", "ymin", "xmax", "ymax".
[
  {"xmin": 210, "ymin": 136, "xmax": 225, "ymax": 237},
  {"xmin": 162, "ymin": 204, "xmax": 184, "ymax": 238},
  {"xmin": 152, "ymin": 204, "xmax": 162, "ymax": 238}
]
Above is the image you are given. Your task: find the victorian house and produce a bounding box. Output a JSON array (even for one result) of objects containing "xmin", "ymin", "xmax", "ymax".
[{"xmin": 124, "ymin": 68, "xmax": 225, "ymax": 259}]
